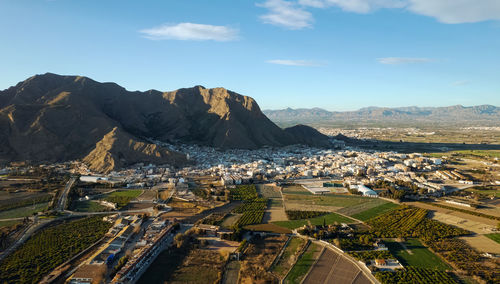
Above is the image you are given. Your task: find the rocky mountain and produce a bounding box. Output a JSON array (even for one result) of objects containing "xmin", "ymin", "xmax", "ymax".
[
  {"xmin": 264, "ymin": 105, "xmax": 500, "ymax": 126},
  {"xmin": 0, "ymin": 73, "xmax": 329, "ymax": 172}
]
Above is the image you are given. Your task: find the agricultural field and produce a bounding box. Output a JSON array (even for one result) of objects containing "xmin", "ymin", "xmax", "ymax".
[
  {"xmin": 221, "ymin": 260, "xmax": 240, "ymax": 284},
  {"xmin": 256, "ymin": 184, "xmax": 282, "ymax": 198},
  {"xmin": 233, "ymin": 198, "xmax": 267, "ymax": 227},
  {"xmin": 349, "ymin": 202, "xmax": 399, "ymax": 221},
  {"xmin": 0, "ymin": 191, "xmax": 52, "ymax": 212},
  {"xmin": 70, "ymin": 200, "xmax": 109, "ymax": 212},
  {"xmin": 376, "ymin": 267, "xmax": 458, "ymax": 284},
  {"xmin": 284, "ymin": 243, "xmax": 323, "ymax": 284},
  {"xmin": 272, "ymin": 237, "xmax": 307, "ymax": 278},
  {"xmin": 465, "ymin": 186, "xmax": 500, "ymax": 198},
  {"xmin": 485, "ymin": 233, "xmax": 500, "ymax": 244},
  {"xmin": 168, "ymin": 249, "xmax": 226, "ymax": 284},
  {"xmin": 460, "ymin": 235, "xmax": 500, "ymax": 254},
  {"xmin": 102, "ymin": 189, "xmax": 142, "ymax": 208},
  {"xmin": 243, "ymin": 223, "xmax": 292, "ymax": 234},
  {"xmin": 368, "ymin": 206, "xmax": 470, "ymax": 241},
  {"xmin": 220, "ymin": 213, "xmax": 241, "ymax": 228},
  {"xmin": 302, "ymin": 247, "xmax": 370, "ymax": 284},
  {"xmin": 273, "ymin": 212, "xmax": 354, "ymax": 230},
  {"xmin": 283, "ymin": 194, "xmax": 382, "ymax": 213},
  {"xmin": 0, "ymin": 216, "xmax": 111, "ymax": 283},
  {"xmin": 384, "ymin": 238, "xmax": 451, "ymax": 270},
  {"xmin": 239, "ymin": 235, "xmax": 287, "ymax": 284},
  {"xmin": 0, "ymin": 202, "xmax": 48, "ymax": 219},
  {"xmin": 281, "ymin": 184, "xmax": 312, "ymax": 195},
  {"xmin": 336, "ymin": 198, "xmax": 392, "ymax": 217}
]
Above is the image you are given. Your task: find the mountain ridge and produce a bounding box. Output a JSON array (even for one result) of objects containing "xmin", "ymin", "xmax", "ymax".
[{"xmin": 0, "ymin": 73, "xmax": 329, "ymax": 172}]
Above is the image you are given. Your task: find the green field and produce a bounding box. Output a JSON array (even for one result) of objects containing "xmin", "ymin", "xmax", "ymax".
[
  {"xmin": 465, "ymin": 187, "xmax": 500, "ymax": 197},
  {"xmin": 0, "ymin": 202, "xmax": 48, "ymax": 219},
  {"xmin": 385, "ymin": 238, "xmax": 451, "ymax": 271},
  {"xmin": 103, "ymin": 189, "xmax": 142, "ymax": 208},
  {"xmin": 485, "ymin": 233, "xmax": 500, "ymax": 244},
  {"xmin": 273, "ymin": 237, "xmax": 306, "ymax": 275},
  {"xmin": 273, "ymin": 212, "xmax": 354, "ymax": 230},
  {"xmin": 350, "ymin": 202, "xmax": 399, "ymax": 221},
  {"xmin": 285, "ymin": 243, "xmax": 320, "ymax": 284},
  {"xmin": 72, "ymin": 200, "xmax": 109, "ymax": 212},
  {"xmin": 284, "ymin": 193, "xmax": 384, "ymax": 208}
]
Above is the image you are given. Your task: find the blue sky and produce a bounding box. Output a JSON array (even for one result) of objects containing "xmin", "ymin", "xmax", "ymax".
[{"xmin": 0, "ymin": 0, "xmax": 499, "ymax": 110}]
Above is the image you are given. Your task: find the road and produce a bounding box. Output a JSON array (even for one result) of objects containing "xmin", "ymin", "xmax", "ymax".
[{"xmin": 57, "ymin": 177, "xmax": 77, "ymax": 211}]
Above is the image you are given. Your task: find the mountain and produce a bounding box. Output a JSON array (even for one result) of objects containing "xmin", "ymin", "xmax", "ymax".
[
  {"xmin": 0, "ymin": 73, "xmax": 329, "ymax": 172},
  {"xmin": 264, "ymin": 105, "xmax": 500, "ymax": 127}
]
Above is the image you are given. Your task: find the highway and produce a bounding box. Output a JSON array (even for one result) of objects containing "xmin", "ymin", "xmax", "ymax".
[{"xmin": 57, "ymin": 176, "xmax": 77, "ymax": 211}]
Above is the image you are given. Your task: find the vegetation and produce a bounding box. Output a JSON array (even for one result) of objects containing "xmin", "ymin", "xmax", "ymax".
[
  {"xmin": 367, "ymin": 206, "xmax": 470, "ymax": 241},
  {"xmin": 229, "ymin": 185, "xmax": 258, "ymax": 200},
  {"xmin": 485, "ymin": 233, "xmax": 500, "ymax": 244},
  {"xmin": 71, "ymin": 200, "xmax": 109, "ymax": 212},
  {"xmin": 103, "ymin": 189, "xmax": 142, "ymax": 208},
  {"xmin": 284, "ymin": 243, "xmax": 319, "ymax": 284},
  {"xmin": 230, "ymin": 185, "xmax": 268, "ymax": 227},
  {"xmin": 348, "ymin": 250, "xmax": 393, "ymax": 262},
  {"xmin": 0, "ymin": 202, "xmax": 48, "ymax": 219},
  {"xmin": 285, "ymin": 210, "xmax": 328, "ymax": 220},
  {"xmin": 233, "ymin": 199, "xmax": 267, "ymax": 227},
  {"xmin": 427, "ymin": 238, "xmax": 499, "ymax": 283},
  {"xmin": 424, "ymin": 202, "xmax": 500, "ymax": 221},
  {"xmin": 274, "ymin": 212, "xmax": 353, "ymax": 230},
  {"xmin": 375, "ymin": 267, "xmax": 458, "ymax": 284},
  {"xmin": 0, "ymin": 217, "xmax": 111, "ymax": 283},
  {"xmin": 350, "ymin": 202, "xmax": 399, "ymax": 221},
  {"xmin": 384, "ymin": 239, "xmax": 451, "ymax": 270},
  {"xmin": 272, "ymin": 237, "xmax": 307, "ymax": 276},
  {"xmin": 0, "ymin": 194, "xmax": 51, "ymax": 212}
]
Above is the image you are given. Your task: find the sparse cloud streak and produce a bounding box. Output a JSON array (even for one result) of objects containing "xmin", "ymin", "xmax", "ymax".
[
  {"xmin": 377, "ymin": 57, "xmax": 432, "ymax": 64},
  {"xmin": 452, "ymin": 80, "xmax": 470, "ymax": 86},
  {"xmin": 267, "ymin": 59, "xmax": 325, "ymax": 66},
  {"xmin": 140, "ymin": 23, "xmax": 239, "ymax": 41},
  {"xmin": 257, "ymin": 0, "xmax": 313, "ymax": 30}
]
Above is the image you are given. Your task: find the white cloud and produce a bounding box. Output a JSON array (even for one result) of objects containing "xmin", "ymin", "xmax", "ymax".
[
  {"xmin": 257, "ymin": 0, "xmax": 313, "ymax": 29},
  {"xmin": 299, "ymin": 0, "xmax": 405, "ymax": 13},
  {"xmin": 377, "ymin": 57, "xmax": 432, "ymax": 64},
  {"xmin": 452, "ymin": 80, "xmax": 471, "ymax": 86},
  {"xmin": 408, "ymin": 0, "xmax": 500, "ymax": 24},
  {"xmin": 267, "ymin": 59, "xmax": 324, "ymax": 66},
  {"xmin": 298, "ymin": 0, "xmax": 500, "ymax": 23},
  {"xmin": 139, "ymin": 23, "xmax": 238, "ymax": 41}
]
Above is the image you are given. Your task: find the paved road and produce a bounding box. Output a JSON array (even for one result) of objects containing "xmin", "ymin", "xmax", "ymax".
[{"xmin": 57, "ymin": 177, "xmax": 77, "ymax": 211}]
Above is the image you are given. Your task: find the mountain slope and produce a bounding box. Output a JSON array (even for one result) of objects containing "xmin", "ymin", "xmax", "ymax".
[
  {"xmin": 264, "ymin": 105, "xmax": 500, "ymax": 126},
  {"xmin": 0, "ymin": 73, "xmax": 329, "ymax": 170}
]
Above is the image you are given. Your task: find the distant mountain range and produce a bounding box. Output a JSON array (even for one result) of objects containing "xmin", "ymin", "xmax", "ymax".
[
  {"xmin": 264, "ymin": 105, "xmax": 500, "ymax": 127},
  {"xmin": 0, "ymin": 73, "xmax": 329, "ymax": 172}
]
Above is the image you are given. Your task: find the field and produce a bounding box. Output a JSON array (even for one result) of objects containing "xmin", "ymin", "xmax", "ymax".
[
  {"xmin": 168, "ymin": 249, "xmax": 226, "ymax": 284},
  {"xmin": 350, "ymin": 202, "xmax": 399, "ymax": 221},
  {"xmin": 376, "ymin": 267, "xmax": 458, "ymax": 284},
  {"xmin": 272, "ymin": 237, "xmax": 307, "ymax": 277},
  {"xmin": 281, "ymin": 184, "xmax": 312, "ymax": 195},
  {"xmin": 461, "ymin": 235, "xmax": 500, "ymax": 254},
  {"xmin": 239, "ymin": 235, "xmax": 287, "ymax": 284},
  {"xmin": 220, "ymin": 213, "xmax": 241, "ymax": 228},
  {"xmin": 0, "ymin": 191, "xmax": 52, "ymax": 212},
  {"xmin": 273, "ymin": 212, "xmax": 354, "ymax": 230},
  {"xmin": 71, "ymin": 200, "xmax": 109, "ymax": 212},
  {"xmin": 0, "ymin": 216, "xmax": 111, "ymax": 283},
  {"xmin": 283, "ymin": 193, "xmax": 387, "ymax": 215},
  {"xmin": 465, "ymin": 186, "xmax": 500, "ymax": 197},
  {"xmin": 244, "ymin": 223, "xmax": 292, "ymax": 234},
  {"xmin": 0, "ymin": 220, "xmax": 22, "ymax": 228},
  {"xmin": 0, "ymin": 202, "xmax": 48, "ymax": 219},
  {"xmin": 384, "ymin": 238, "xmax": 451, "ymax": 270},
  {"xmin": 368, "ymin": 206, "xmax": 470, "ymax": 241},
  {"xmin": 284, "ymin": 243, "xmax": 322, "ymax": 284},
  {"xmin": 102, "ymin": 189, "xmax": 142, "ymax": 208},
  {"xmin": 222, "ymin": 260, "xmax": 240, "ymax": 284},
  {"xmin": 485, "ymin": 233, "xmax": 500, "ymax": 244},
  {"xmin": 233, "ymin": 198, "xmax": 267, "ymax": 227},
  {"xmin": 302, "ymin": 247, "xmax": 370, "ymax": 284}
]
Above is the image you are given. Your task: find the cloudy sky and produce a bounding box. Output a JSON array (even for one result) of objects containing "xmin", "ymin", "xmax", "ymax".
[{"xmin": 0, "ymin": 0, "xmax": 499, "ymax": 110}]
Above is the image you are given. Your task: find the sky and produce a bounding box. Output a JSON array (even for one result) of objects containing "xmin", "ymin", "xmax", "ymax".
[{"xmin": 0, "ymin": 0, "xmax": 499, "ymax": 111}]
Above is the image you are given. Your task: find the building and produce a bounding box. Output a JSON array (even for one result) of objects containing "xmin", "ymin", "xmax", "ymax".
[{"xmin": 356, "ymin": 185, "xmax": 378, "ymax": 197}]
